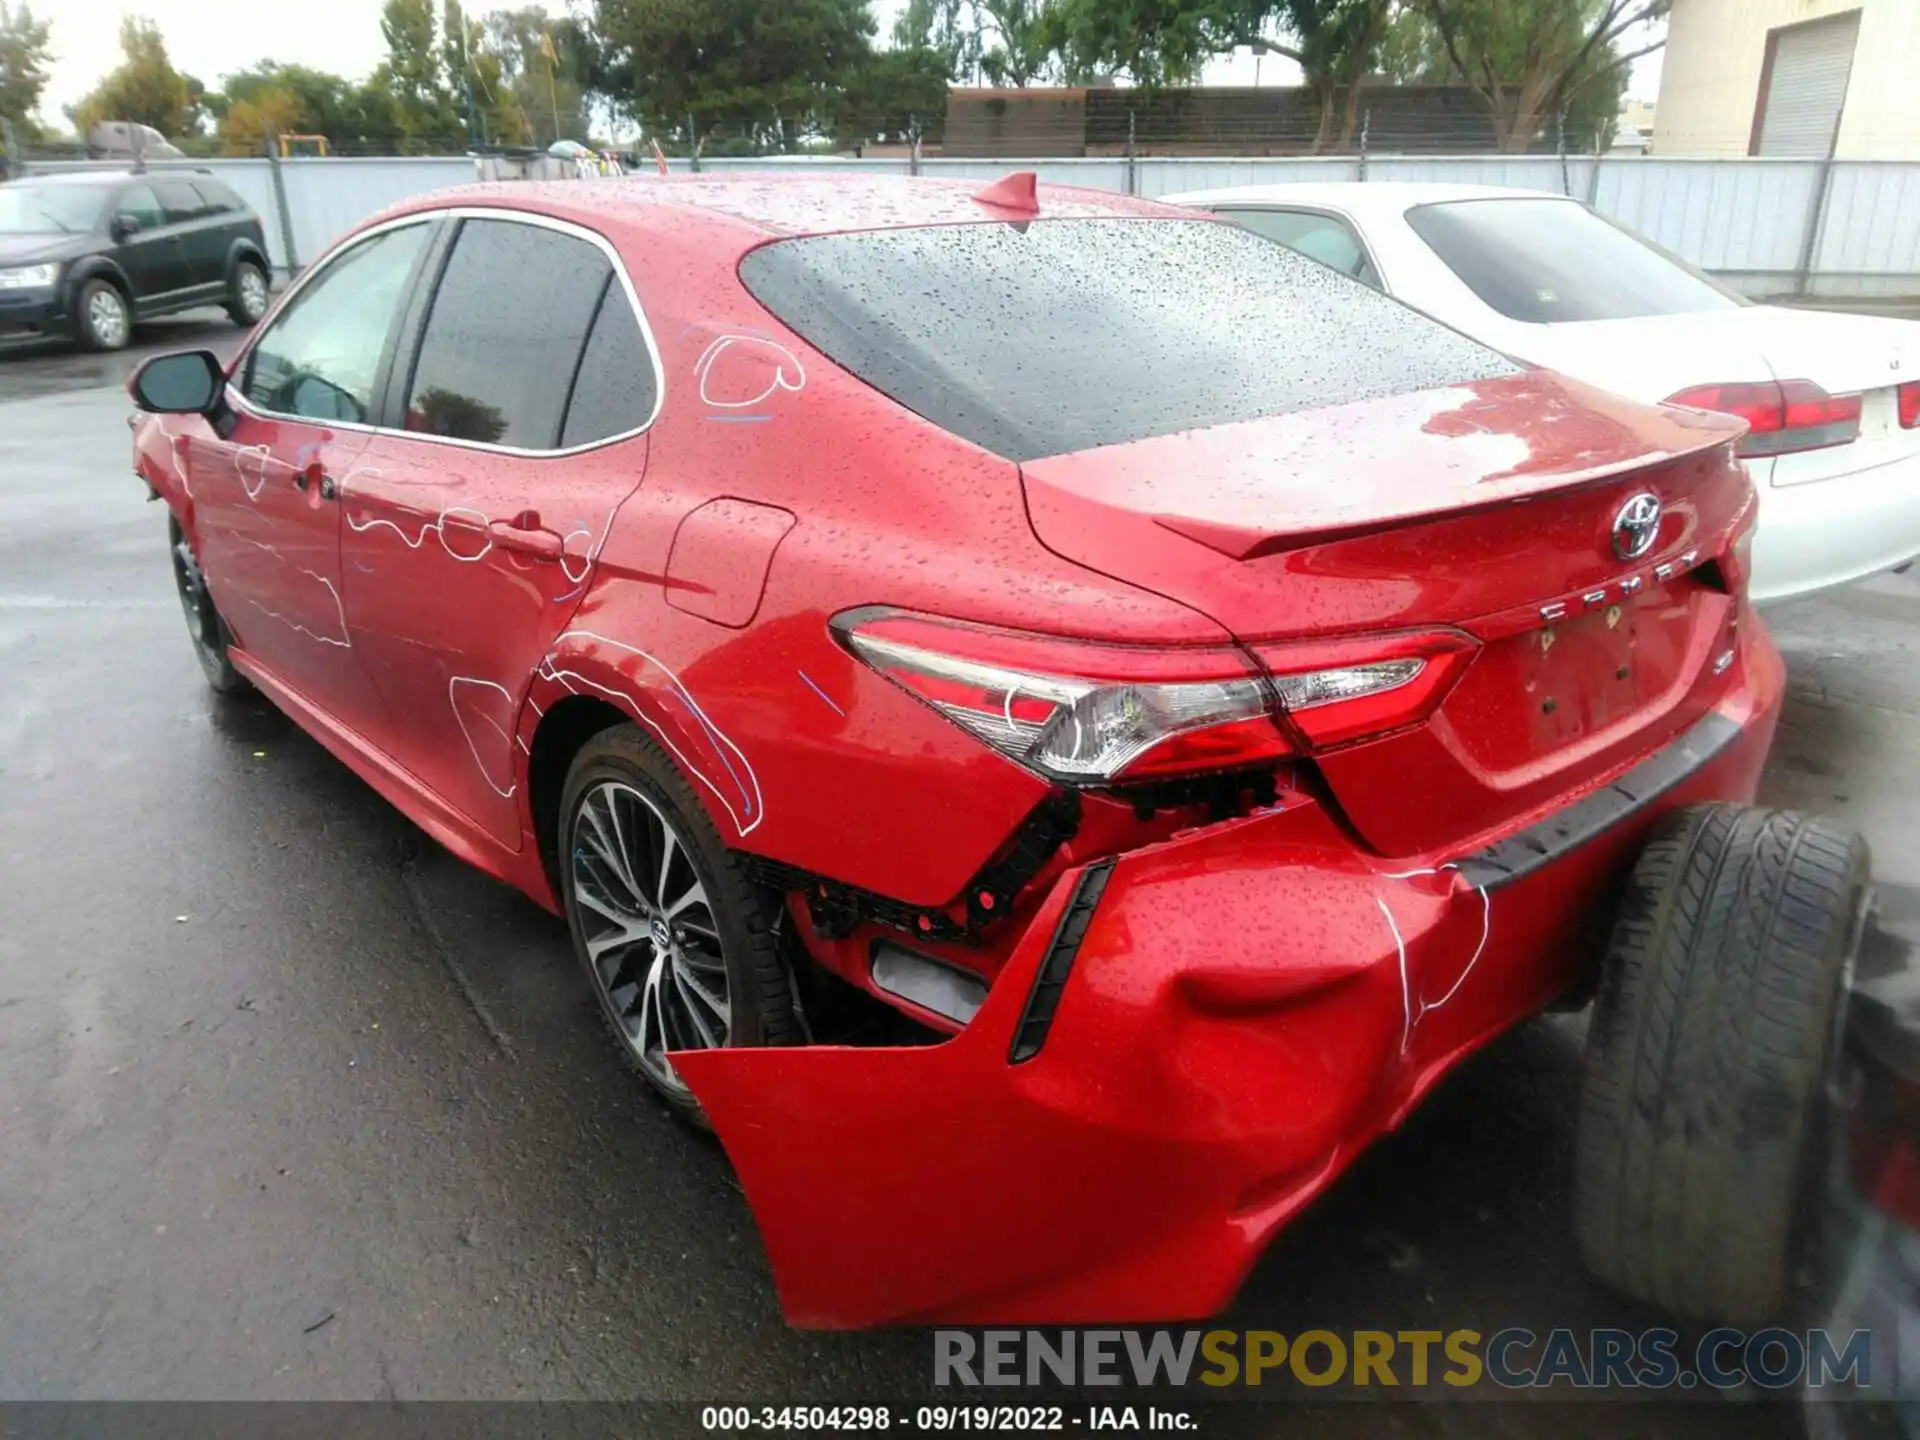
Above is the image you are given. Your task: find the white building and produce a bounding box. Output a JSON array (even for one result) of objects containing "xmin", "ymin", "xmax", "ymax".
[{"xmin": 1653, "ymin": 0, "xmax": 1919, "ymax": 158}]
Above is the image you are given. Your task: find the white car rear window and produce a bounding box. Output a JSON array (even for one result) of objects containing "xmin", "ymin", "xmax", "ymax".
[{"xmin": 1406, "ymin": 199, "xmax": 1746, "ymax": 323}]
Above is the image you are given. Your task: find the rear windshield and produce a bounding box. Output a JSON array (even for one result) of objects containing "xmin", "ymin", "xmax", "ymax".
[
  {"xmin": 739, "ymin": 218, "xmax": 1515, "ymax": 462},
  {"xmin": 1405, "ymin": 198, "xmax": 1745, "ymax": 323}
]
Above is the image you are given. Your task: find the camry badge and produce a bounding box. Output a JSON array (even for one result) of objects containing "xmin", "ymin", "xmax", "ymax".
[{"xmin": 1612, "ymin": 492, "xmax": 1662, "ymax": 561}]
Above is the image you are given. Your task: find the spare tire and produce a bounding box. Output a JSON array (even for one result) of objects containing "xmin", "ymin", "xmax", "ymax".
[{"xmin": 1574, "ymin": 804, "xmax": 1869, "ymax": 1326}]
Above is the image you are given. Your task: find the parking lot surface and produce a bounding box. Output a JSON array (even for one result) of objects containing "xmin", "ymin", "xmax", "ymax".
[{"xmin": 3, "ymin": 319, "xmax": 1915, "ymax": 1434}]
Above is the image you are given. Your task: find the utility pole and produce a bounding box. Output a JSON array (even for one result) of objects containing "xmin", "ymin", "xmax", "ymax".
[{"xmin": 541, "ymin": 31, "xmax": 562, "ymax": 144}]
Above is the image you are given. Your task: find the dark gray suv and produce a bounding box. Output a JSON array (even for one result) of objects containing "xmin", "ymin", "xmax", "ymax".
[{"xmin": 0, "ymin": 169, "xmax": 272, "ymax": 351}]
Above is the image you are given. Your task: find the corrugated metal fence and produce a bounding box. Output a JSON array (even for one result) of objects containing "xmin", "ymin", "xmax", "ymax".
[{"xmin": 78, "ymin": 151, "xmax": 1920, "ymax": 299}]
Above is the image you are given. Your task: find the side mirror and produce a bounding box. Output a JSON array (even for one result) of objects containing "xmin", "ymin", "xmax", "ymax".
[
  {"xmin": 129, "ymin": 349, "xmax": 226, "ymax": 415},
  {"xmin": 110, "ymin": 213, "xmax": 143, "ymax": 242}
]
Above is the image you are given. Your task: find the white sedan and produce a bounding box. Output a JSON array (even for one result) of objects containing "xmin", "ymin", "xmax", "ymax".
[{"xmin": 1164, "ymin": 181, "xmax": 1920, "ymax": 605}]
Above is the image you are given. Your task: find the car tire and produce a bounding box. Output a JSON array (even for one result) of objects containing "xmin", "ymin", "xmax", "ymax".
[
  {"xmin": 226, "ymin": 259, "xmax": 270, "ymax": 328},
  {"xmin": 558, "ymin": 723, "xmax": 799, "ymax": 1125},
  {"xmin": 170, "ymin": 516, "xmax": 249, "ymax": 694},
  {"xmin": 1573, "ymin": 803, "xmax": 1869, "ymax": 1326},
  {"xmin": 76, "ymin": 278, "xmax": 131, "ymax": 352}
]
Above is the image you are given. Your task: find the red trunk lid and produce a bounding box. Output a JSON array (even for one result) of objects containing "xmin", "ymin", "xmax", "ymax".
[{"xmin": 1021, "ymin": 371, "xmax": 1755, "ymax": 858}]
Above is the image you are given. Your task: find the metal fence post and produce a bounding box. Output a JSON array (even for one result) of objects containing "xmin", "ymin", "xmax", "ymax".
[
  {"xmin": 1795, "ymin": 80, "xmax": 1852, "ymax": 296},
  {"xmin": 1357, "ymin": 107, "xmax": 1371, "ymax": 181},
  {"xmin": 1795, "ymin": 157, "xmax": 1838, "ymax": 296},
  {"xmin": 1795, "ymin": 156, "xmax": 1842, "ymax": 297},
  {"xmin": 1125, "ymin": 109, "xmax": 1137, "ymax": 197},
  {"xmin": 263, "ymin": 130, "xmax": 300, "ymax": 278},
  {"xmin": 909, "ymin": 116, "xmax": 922, "ymax": 177},
  {"xmin": 687, "ymin": 111, "xmax": 701, "ymax": 173}
]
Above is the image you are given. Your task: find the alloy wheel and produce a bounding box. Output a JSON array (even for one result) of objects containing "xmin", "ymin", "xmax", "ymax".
[
  {"xmin": 88, "ymin": 287, "xmax": 129, "ymax": 348},
  {"xmin": 238, "ymin": 266, "xmax": 269, "ymax": 321},
  {"xmin": 569, "ymin": 779, "xmax": 731, "ymax": 1101}
]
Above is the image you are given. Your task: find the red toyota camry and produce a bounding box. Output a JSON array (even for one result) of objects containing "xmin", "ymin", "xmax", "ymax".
[{"xmin": 129, "ymin": 174, "xmax": 1868, "ymax": 1331}]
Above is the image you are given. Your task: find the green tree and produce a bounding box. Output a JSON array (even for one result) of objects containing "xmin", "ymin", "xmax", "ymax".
[
  {"xmin": 1285, "ymin": 1, "xmax": 1397, "ymax": 151},
  {"xmin": 972, "ymin": 0, "xmax": 1063, "ymax": 86},
  {"xmin": 1042, "ymin": 0, "xmax": 1394, "ymax": 147},
  {"xmin": 893, "ymin": 0, "xmax": 980, "ymax": 81},
  {"xmin": 831, "ymin": 43, "xmax": 950, "ymax": 146},
  {"xmin": 66, "ymin": 16, "xmax": 202, "ymax": 140},
  {"xmin": 341, "ymin": 81, "xmax": 405, "ymax": 152},
  {"xmin": 1041, "ymin": 0, "xmax": 1235, "ymax": 85},
  {"xmin": 210, "ymin": 61, "xmax": 363, "ymax": 150},
  {"xmin": 591, "ymin": 0, "xmax": 876, "ymax": 153},
  {"xmin": 0, "ymin": 0, "xmax": 53, "ymax": 140},
  {"xmin": 442, "ymin": 0, "xmax": 525, "ymax": 144},
  {"xmin": 485, "ymin": 8, "xmax": 593, "ymax": 145},
  {"xmin": 370, "ymin": 0, "xmax": 461, "ymax": 149},
  {"xmin": 218, "ymin": 87, "xmax": 302, "ymax": 154},
  {"xmin": 1397, "ymin": 0, "xmax": 1666, "ymax": 150},
  {"xmin": 895, "ymin": 0, "xmax": 1078, "ymax": 87}
]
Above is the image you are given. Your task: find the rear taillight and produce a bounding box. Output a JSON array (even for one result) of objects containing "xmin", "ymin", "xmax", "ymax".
[
  {"xmin": 1666, "ymin": 379, "xmax": 1861, "ymax": 457},
  {"xmin": 836, "ymin": 611, "xmax": 1475, "ymax": 783},
  {"xmin": 1898, "ymin": 379, "xmax": 1919, "ymax": 429}
]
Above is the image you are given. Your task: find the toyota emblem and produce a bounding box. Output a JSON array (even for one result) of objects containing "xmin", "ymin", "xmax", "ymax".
[{"xmin": 1611, "ymin": 492, "xmax": 1662, "ymax": 561}]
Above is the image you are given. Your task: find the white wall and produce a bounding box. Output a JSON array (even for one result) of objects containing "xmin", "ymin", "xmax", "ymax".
[
  {"xmin": 74, "ymin": 151, "xmax": 1920, "ymax": 299},
  {"xmin": 1835, "ymin": 1, "xmax": 1920, "ymax": 158},
  {"xmin": 1654, "ymin": 0, "xmax": 1920, "ymax": 159}
]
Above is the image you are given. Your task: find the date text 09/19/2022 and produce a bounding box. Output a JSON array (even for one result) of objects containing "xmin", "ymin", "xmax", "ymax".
[{"xmin": 700, "ymin": 1406, "xmax": 1194, "ymax": 1431}]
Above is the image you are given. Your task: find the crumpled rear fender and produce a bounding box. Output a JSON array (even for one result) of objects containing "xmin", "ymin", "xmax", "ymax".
[
  {"xmin": 674, "ymin": 797, "xmax": 1494, "ymax": 1329},
  {"xmin": 674, "ymin": 630, "xmax": 1786, "ymax": 1331}
]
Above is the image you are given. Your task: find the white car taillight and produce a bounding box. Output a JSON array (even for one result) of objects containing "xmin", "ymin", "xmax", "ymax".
[{"xmin": 1666, "ymin": 380, "xmax": 1861, "ymax": 457}]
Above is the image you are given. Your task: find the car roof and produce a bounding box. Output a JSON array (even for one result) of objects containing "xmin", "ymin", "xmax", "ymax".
[
  {"xmin": 389, "ymin": 173, "xmax": 1183, "ymax": 243},
  {"xmin": 1159, "ymin": 180, "xmax": 1572, "ymax": 215},
  {"xmin": 18, "ymin": 169, "xmax": 140, "ymax": 186}
]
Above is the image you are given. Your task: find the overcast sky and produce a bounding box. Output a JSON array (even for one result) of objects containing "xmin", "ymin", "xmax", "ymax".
[{"xmin": 36, "ymin": 0, "xmax": 1664, "ymax": 133}]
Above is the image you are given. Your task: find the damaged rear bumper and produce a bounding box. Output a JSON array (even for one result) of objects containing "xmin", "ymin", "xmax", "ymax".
[{"xmin": 675, "ymin": 624, "xmax": 1786, "ymax": 1328}]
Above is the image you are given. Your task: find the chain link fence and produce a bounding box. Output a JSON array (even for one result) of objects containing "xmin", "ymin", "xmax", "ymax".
[{"xmin": 4, "ymin": 101, "xmax": 1917, "ymax": 300}]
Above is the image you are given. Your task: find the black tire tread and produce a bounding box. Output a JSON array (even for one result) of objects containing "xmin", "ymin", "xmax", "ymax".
[
  {"xmin": 1575, "ymin": 803, "xmax": 1867, "ymax": 1325},
  {"xmin": 169, "ymin": 516, "xmax": 249, "ymax": 694}
]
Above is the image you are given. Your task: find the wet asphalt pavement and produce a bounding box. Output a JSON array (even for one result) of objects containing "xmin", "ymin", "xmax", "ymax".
[{"xmin": 3, "ymin": 316, "xmax": 1917, "ymax": 1434}]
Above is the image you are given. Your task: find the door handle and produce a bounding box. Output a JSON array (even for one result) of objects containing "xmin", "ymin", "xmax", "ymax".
[
  {"xmin": 295, "ymin": 458, "xmax": 335, "ymax": 499},
  {"xmin": 489, "ymin": 518, "xmax": 563, "ymax": 560}
]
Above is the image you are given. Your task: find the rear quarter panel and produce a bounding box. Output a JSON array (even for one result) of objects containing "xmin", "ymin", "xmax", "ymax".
[{"xmin": 569, "ymin": 215, "xmax": 1228, "ymax": 906}]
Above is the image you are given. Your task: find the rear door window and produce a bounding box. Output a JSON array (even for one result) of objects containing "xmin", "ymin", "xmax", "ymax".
[
  {"xmin": 1404, "ymin": 198, "xmax": 1746, "ymax": 322},
  {"xmin": 194, "ymin": 181, "xmax": 246, "ymax": 215},
  {"xmin": 1213, "ymin": 207, "xmax": 1380, "ymax": 288},
  {"xmin": 154, "ymin": 179, "xmax": 206, "ymax": 225},
  {"xmin": 401, "ymin": 218, "xmax": 616, "ymax": 448},
  {"xmin": 115, "ymin": 184, "xmax": 165, "ymax": 232},
  {"xmin": 559, "ymin": 284, "xmax": 658, "ymax": 447},
  {"xmin": 739, "ymin": 218, "xmax": 1512, "ymax": 463}
]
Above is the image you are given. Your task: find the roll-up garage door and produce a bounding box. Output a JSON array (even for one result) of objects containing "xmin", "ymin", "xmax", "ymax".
[{"xmin": 1754, "ymin": 10, "xmax": 1861, "ymax": 157}]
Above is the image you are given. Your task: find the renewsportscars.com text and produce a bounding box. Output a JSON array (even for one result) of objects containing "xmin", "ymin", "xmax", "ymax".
[{"xmin": 933, "ymin": 1327, "xmax": 1890, "ymax": 1394}]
